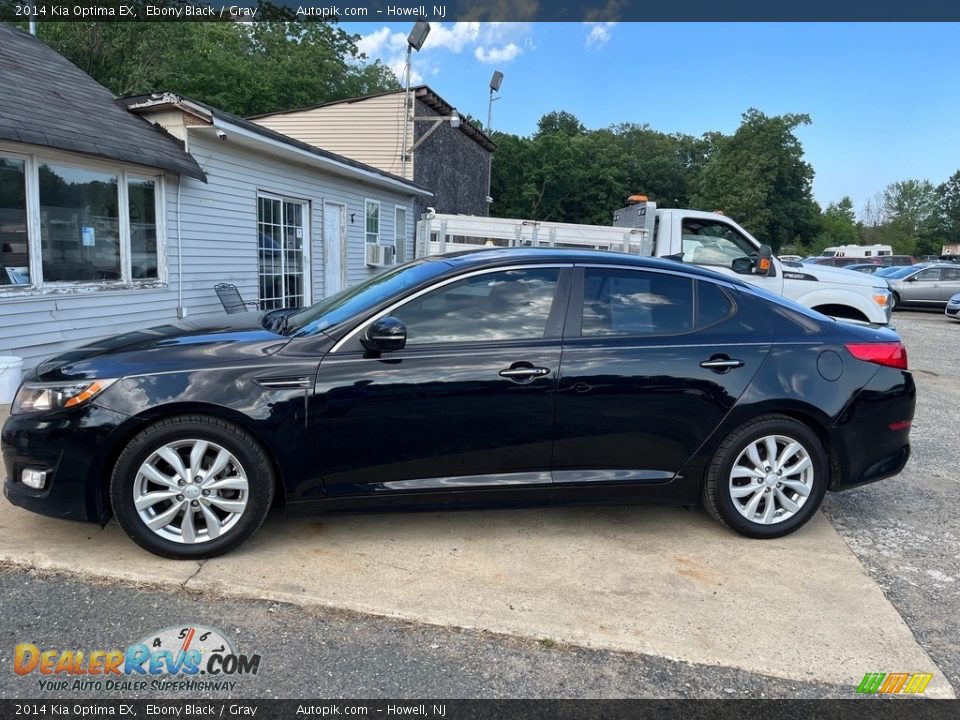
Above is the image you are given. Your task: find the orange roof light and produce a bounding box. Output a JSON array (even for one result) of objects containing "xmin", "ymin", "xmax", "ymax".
[{"xmin": 626, "ymin": 194, "xmax": 648, "ymax": 205}]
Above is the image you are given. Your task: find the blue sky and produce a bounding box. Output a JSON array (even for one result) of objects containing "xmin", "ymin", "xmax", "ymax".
[{"xmin": 342, "ymin": 21, "xmax": 960, "ymax": 216}]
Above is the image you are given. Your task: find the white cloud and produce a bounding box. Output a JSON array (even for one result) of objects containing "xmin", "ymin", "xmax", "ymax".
[
  {"xmin": 475, "ymin": 43, "xmax": 521, "ymax": 64},
  {"xmin": 356, "ymin": 26, "xmax": 407, "ymax": 57},
  {"xmin": 585, "ymin": 22, "xmax": 616, "ymax": 48}
]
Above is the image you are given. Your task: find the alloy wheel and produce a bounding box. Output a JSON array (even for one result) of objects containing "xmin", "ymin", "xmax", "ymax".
[
  {"xmin": 133, "ymin": 439, "xmax": 249, "ymax": 544},
  {"xmin": 728, "ymin": 434, "xmax": 814, "ymax": 525}
]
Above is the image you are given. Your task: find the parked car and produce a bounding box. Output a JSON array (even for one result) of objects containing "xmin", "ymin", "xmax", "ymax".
[
  {"xmin": 879, "ymin": 255, "xmax": 917, "ymax": 267},
  {"xmin": 3, "ymin": 250, "xmax": 915, "ymax": 559},
  {"xmin": 883, "ymin": 263, "xmax": 960, "ymax": 309},
  {"xmin": 802, "ymin": 256, "xmax": 883, "ymax": 268},
  {"xmin": 843, "ymin": 263, "xmax": 886, "ymax": 274},
  {"xmin": 945, "ymin": 292, "xmax": 960, "ymax": 320}
]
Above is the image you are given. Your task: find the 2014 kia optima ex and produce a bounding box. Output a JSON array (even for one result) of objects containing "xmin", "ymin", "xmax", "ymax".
[{"xmin": 3, "ymin": 250, "xmax": 915, "ymax": 559}]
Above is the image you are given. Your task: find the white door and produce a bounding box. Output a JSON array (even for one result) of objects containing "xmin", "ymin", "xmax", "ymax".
[{"xmin": 323, "ymin": 202, "xmax": 345, "ymax": 297}]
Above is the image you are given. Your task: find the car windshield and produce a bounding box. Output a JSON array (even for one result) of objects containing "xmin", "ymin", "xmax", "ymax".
[
  {"xmin": 283, "ymin": 259, "xmax": 450, "ymax": 337},
  {"xmin": 879, "ymin": 266, "xmax": 922, "ymax": 279}
]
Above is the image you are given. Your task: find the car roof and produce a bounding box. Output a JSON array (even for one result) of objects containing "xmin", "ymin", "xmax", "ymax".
[{"xmin": 438, "ymin": 248, "xmax": 751, "ymax": 286}]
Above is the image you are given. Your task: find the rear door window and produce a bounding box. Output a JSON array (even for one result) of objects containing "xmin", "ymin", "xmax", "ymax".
[{"xmin": 581, "ymin": 268, "xmax": 694, "ymax": 336}]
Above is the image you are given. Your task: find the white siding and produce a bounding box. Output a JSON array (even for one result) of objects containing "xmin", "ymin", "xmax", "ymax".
[
  {"xmin": 0, "ymin": 134, "xmax": 416, "ymax": 370},
  {"xmin": 253, "ymin": 94, "xmax": 412, "ymax": 180}
]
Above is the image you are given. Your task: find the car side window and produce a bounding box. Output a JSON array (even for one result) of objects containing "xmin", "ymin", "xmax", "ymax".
[
  {"xmin": 581, "ymin": 268, "xmax": 694, "ymax": 336},
  {"xmin": 681, "ymin": 219, "xmax": 755, "ymax": 267},
  {"xmin": 697, "ymin": 280, "xmax": 735, "ymax": 327},
  {"xmin": 941, "ymin": 268, "xmax": 960, "ymax": 281},
  {"xmin": 393, "ymin": 268, "xmax": 561, "ymax": 345},
  {"xmin": 915, "ymin": 268, "xmax": 941, "ymax": 281}
]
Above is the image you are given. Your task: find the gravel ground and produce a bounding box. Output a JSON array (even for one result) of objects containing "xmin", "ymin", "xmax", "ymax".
[{"xmin": 822, "ymin": 309, "xmax": 960, "ymax": 691}]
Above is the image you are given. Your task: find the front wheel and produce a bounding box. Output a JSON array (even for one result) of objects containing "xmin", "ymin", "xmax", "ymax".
[
  {"xmin": 110, "ymin": 415, "xmax": 275, "ymax": 559},
  {"xmin": 702, "ymin": 415, "xmax": 828, "ymax": 538}
]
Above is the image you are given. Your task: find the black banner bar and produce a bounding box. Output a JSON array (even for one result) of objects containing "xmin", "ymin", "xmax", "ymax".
[
  {"xmin": 3, "ymin": 0, "xmax": 960, "ymax": 22},
  {"xmin": 1, "ymin": 700, "xmax": 959, "ymax": 720}
]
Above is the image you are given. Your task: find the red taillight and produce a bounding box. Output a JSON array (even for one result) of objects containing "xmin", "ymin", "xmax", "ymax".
[{"xmin": 845, "ymin": 342, "xmax": 908, "ymax": 370}]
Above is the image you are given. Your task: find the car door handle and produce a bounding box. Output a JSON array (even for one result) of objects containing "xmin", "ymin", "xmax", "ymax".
[
  {"xmin": 499, "ymin": 366, "xmax": 551, "ymax": 380},
  {"xmin": 700, "ymin": 357, "xmax": 744, "ymax": 372}
]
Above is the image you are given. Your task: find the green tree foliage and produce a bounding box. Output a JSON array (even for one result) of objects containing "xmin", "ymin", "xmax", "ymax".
[
  {"xmin": 936, "ymin": 171, "xmax": 960, "ymax": 243},
  {"xmin": 867, "ymin": 179, "xmax": 942, "ymax": 256},
  {"xmin": 693, "ymin": 110, "xmax": 820, "ymax": 250},
  {"xmin": 491, "ymin": 108, "xmax": 816, "ymax": 247},
  {"xmin": 31, "ymin": 19, "xmax": 398, "ymax": 117},
  {"xmin": 810, "ymin": 197, "xmax": 859, "ymax": 254}
]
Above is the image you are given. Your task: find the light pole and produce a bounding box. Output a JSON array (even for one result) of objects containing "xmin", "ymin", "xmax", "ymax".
[
  {"xmin": 400, "ymin": 21, "xmax": 430, "ymax": 180},
  {"xmin": 485, "ymin": 71, "xmax": 504, "ymax": 209}
]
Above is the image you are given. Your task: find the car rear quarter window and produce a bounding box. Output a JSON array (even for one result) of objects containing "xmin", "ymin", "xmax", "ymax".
[
  {"xmin": 394, "ymin": 267, "xmax": 561, "ymax": 345},
  {"xmin": 696, "ymin": 280, "xmax": 734, "ymax": 328},
  {"xmin": 581, "ymin": 268, "xmax": 694, "ymax": 336}
]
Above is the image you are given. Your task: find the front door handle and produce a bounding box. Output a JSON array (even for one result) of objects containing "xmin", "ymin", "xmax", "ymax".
[
  {"xmin": 700, "ymin": 356, "xmax": 744, "ymax": 373},
  {"xmin": 499, "ymin": 365, "xmax": 551, "ymax": 382}
]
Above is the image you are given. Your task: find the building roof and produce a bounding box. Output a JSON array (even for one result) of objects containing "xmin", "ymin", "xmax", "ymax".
[
  {"xmin": 250, "ymin": 85, "xmax": 497, "ymax": 153},
  {"xmin": 0, "ymin": 23, "xmax": 205, "ymax": 180},
  {"xmin": 121, "ymin": 93, "xmax": 431, "ymax": 197}
]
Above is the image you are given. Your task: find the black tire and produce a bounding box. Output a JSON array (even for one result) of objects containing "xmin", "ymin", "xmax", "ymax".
[
  {"xmin": 701, "ymin": 414, "xmax": 828, "ymax": 539},
  {"xmin": 110, "ymin": 415, "xmax": 275, "ymax": 559},
  {"xmin": 892, "ymin": 292, "xmax": 901, "ymax": 310}
]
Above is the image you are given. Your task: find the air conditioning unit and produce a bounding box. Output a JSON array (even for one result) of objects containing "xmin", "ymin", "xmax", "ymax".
[{"xmin": 365, "ymin": 243, "xmax": 396, "ymax": 267}]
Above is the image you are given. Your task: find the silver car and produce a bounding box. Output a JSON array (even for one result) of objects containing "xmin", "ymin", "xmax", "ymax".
[
  {"xmin": 885, "ymin": 263, "xmax": 960, "ymax": 309},
  {"xmin": 946, "ymin": 292, "xmax": 960, "ymax": 320}
]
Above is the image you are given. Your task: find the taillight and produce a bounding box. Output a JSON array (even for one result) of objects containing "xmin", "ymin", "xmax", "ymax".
[{"xmin": 845, "ymin": 342, "xmax": 908, "ymax": 370}]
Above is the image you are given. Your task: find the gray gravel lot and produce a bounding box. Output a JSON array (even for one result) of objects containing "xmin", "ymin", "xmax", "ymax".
[{"xmin": 822, "ymin": 309, "xmax": 960, "ymax": 690}]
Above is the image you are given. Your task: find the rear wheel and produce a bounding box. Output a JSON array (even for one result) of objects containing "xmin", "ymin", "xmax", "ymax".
[
  {"xmin": 702, "ymin": 415, "xmax": 827, "ymax": 538},
  {"xmin": 891, "ymin": 292, "xmax": 901, "ymax": 310},
  {"xmin": 110, "ymin": 415, "xmax": 274, "ymax": 559}
]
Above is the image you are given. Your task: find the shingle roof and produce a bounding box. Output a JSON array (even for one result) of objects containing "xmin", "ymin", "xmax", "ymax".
[{"xmin": 0, "ymin": 23, "xmax": 205, "ymax": 180}]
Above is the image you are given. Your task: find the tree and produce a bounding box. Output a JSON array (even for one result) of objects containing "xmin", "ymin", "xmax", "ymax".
[
  {"xmin": 32, "ymin": 19, "xmax": 398, "ymax": 118},
  {"xmin": 811, "ymin": 197, "xmax": 859, "ymax": 254},
  {"xmin": 936, "ymin": 170, "xmax": 960, "ymax": 243},
  {"xmin": 693, "ymin": 109, "xmax": 820, "ymax": 250},
  {"xmin": 878, "ymin": 179, "xmax": 941, "ymax": 256}
]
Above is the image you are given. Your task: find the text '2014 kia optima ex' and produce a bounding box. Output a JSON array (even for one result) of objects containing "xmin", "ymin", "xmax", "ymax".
[{"xmin": 3, "ymin": 250, "xmax": 915, "ymax": 559}]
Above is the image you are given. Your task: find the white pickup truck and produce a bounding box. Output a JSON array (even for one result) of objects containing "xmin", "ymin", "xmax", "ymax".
[{"xmin": 414, "ymin": 198, "xmax": 893, "ymax": 325}]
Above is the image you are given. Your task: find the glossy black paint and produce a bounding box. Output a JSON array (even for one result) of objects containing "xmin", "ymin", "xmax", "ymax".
[{"xmin": 3, "ymin": 249, "xmax": 915, "ymax": 526}]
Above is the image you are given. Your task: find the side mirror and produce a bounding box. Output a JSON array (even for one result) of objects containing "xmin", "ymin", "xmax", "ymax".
[
  {"xmin": 731, "ymin": 257, "xmax": 754, "ymax": 275},
  {"xmin": 756, "ymin": 244, "xmax": 774, "ymax": 276},
  {"xmin": 362, "ymin": 316, "xmax": 407, "ymax": 353}
]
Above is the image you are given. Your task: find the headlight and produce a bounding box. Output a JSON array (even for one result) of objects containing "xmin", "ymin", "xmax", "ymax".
[
  {"xmin": 872, "ymin": 288, "xmax": 892, "ymax": 307},
  {"xmin": 11, "ymin": 380, "xmax": 117, "ymax": 415}
]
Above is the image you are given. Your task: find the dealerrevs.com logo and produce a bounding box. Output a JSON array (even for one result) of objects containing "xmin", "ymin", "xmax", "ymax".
[{"xmin": 13, "ymin": 625, "xmax": 261, "ymax": 693}]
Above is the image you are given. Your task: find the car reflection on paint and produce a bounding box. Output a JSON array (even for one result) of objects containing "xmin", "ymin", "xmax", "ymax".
[{"xmin": 2, "ymin": 249, "xmax": 915, "ymax": 559}]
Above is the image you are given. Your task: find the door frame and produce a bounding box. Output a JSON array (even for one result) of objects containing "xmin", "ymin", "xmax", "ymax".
[{"xmin": 256, "ymin": 191, "xmax": 311, "ymax": 307}]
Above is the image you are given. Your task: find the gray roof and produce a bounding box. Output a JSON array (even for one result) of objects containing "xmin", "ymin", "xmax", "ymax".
[{"xmin": 0, "ymin": 23, "xmax": 205, "ymax": 180}]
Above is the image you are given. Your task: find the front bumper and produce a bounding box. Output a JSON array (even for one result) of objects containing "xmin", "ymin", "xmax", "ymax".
[
  {"xmin": 2, "ymin": 404, "xmax": 138, "ymax": 523},
  {"xmin": 945, "ymin": 302, "xmax": 960, "ymax": 319}
]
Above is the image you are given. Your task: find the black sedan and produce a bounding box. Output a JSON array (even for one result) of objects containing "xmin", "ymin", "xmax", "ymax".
[{"xmin": 2, "ymin": 250, "xmax": 915, "ymax": 559}]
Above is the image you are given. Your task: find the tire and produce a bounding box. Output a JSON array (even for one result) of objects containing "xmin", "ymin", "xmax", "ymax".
[
  {"xmin": 892, "ymin": 292, "xmax": 901, "ymax": 310},
  {"xmin": 701, "ymin": 415, "xmax": 828, "ymax": 539},
  {"xmin": 110, "ymin": 415, "xmax": 275, "ymax": 559}
]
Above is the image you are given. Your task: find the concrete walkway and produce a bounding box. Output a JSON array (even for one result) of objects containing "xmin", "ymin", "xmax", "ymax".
[{"xmin": 0, "ymin": 457, "xmax": 951, "ymax": 697}]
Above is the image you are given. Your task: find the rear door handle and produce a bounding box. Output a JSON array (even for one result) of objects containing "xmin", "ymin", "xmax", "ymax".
[{"xmin": 700, "ymin": 357, "xmax": 744, "ymax": 372}]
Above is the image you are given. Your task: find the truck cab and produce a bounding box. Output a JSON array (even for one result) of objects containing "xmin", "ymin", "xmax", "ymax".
[{"xmin": 614, "ymin": 199, "xmax": 892, "ymax": 324}]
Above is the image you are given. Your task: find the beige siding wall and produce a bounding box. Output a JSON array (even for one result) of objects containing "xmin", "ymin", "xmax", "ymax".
[{"xmin": 254, "ymin": 94, "xmax": 413, "ymax": 180}]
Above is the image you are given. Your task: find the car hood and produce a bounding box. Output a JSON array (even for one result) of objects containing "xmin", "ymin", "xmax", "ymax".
[
  {"xmin": 794, "ymin": 264, "xmax": 883, "ymax": 287},
  {"xmin": 32, "ymin": 314, "xmax": 289, "ymax": 382}
]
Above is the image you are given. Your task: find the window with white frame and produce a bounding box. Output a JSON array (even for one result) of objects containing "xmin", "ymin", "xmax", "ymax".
[
  {"xmin": 365, "ymin": 199, "xmax": 380, "ymax": 244},
  {"xmin": 394, "ymin": 205, "xmax": 407, "ymax": 262},
  {"xmin": 0, "ymin": 149, "xmax": 162, "ymax": 291}
]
